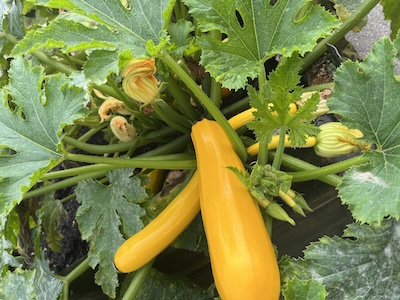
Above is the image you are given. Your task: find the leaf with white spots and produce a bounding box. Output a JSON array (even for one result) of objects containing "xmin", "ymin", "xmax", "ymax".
[
  {"xmin": 329, "ymin": 37, "xmax": 400, "ymax": 224},
  {"xmin": 283, "ymin": 219, "xmax": 400, "ymax": 300}
]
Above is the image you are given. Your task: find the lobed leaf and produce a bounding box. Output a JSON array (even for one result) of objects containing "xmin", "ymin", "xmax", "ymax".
[
  {"xmin": 0, "ymin": 268, "xmax": 36, "ymax": 300},
  {"xmin": 0, "ymin": 57, "xmax": 87, "ymax": 217},
  {"xmin": 329, "ymin": 37, "xmax": 400, "ymax": 224},
  {"xmin": 75, "ymin": 169, "xmax": 148, "ymax": 298},
  {"xmin": 381, "ymin": 0, "xmax": 400, "ymax": 39},
  {"xmin": 0, "ymin": 215, "xmax": 20, "ymax": 270},
  {"xmin": 282, "ymin": 277, "xmax": 327, "ymax": 300},
  {"xmin": 248, "ymin": 54, "xmax": 320, "ymax": 146},
  {"xmin": 183, "ymin": 0, "xmax": 339, "ymax": 89},
  {"xmin": 15, "ymin": 0, "xmax": 174, "ymax": 57},
  {"xmin": 0, "ymin": 259, "xmax": 62, "ymax": 300},
  {"xmin": 284, "ymin": 219, "xmax": 400, "ymax": 300},
  {"xmin": 82, "ymin": 50, "xmax": 120, "ymax": 85}
]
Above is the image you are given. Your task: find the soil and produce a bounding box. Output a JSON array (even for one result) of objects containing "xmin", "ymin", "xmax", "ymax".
[{"xmin": 43, "ymin": 197, "xmax": 88, "ymax": 274}]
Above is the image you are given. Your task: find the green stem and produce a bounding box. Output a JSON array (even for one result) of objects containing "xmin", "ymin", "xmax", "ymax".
[
  {"xmin": 65, "ymin": 123, "xmax": 108, "ymax": 153},
  {"xmin": 257, "ymin": 67, "xmax": 269, "ymax": 165},
  {"xmin": 63, "ymin": 135, "xmax": 137, "ymax": 154},
  {"xmin": 64, "ymin": 153, "xmax": 196, "ymax": 169},
  {"xmin": 2, "ymin": 33, "xmax": 72, "ymax": 75},
  {"xmin": 220, "ymin": 96, "xmax": 250, "ymax": 118},
  {"xmin": 287, "ymin": 155, "xmax": 370, "ymax": 182},
  {"xmin": 64, "ymin": 126, "xmax": 180, "ymax": 155},
  {"xmin": 158, "ymin": 50, "xmax": 247, "ymax": 161},
  {"xmin": 31, "ymin": 49, "xmax": 73, "ymax": 75},
  {"xmin": 152, "ymin": 101, "xmax": 191, "ymax": 133},
  {"xmin": 271, "ymin": 129, "xmax": 287, "ymax": 170},
  {"xmin": 163, "ymin": 75, "xmax": 199, "ymax": 121},
  {"xmin": 60, "ymin": 258, "xmax": 90, "ymax": 300},
  {"xmin": 267, "ymin": 152, "xmax": 342, "ymax": 187},
  {"xmin": 60, "ymin": 193, "xmax": 76, "ymax": 204},
  {"xmin": 41, "ymin": 164, "xmax": 121, "ymax": 180},
  {"xmin": 106, "ymin": 76, "xmax": 139, "ymax": 110},
  {"xmin": 49, "ymin": 135, "xmax": 189, "ymax": 180},
  {"xmin": 121, "ymin": 261, "xmax": 154, "ymax": 300},
  {"xmin": 302, "ymin": 82, "xmax": 334, "ymax": 93},
  {"xmin": 24, "ymin": 171, "xmax": 107, "ymax": 199},
  {"xmin": 301, "ymin": 0, "xmax": 381, "ymax": 73},
  {"xmin": 31, "ymin": 150, "xmax": 195, "ymax": 199},
  {"xmin": 136, "ymin": 134, "xmax": 190, "ymax": 158}
]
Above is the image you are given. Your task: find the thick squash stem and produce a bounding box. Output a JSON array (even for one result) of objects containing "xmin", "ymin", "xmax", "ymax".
[
  {"xmin": 158, "ymin": 50, "xmax": 248, "ymax": 162},
  {"xmin": 247, "ymin": 135, "xmax": 317, "ymax": 156}
]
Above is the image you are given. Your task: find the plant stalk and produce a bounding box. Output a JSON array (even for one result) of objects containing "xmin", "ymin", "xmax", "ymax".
[
  {"xmin": 59, "ymin": 258, "xmax": 90, "ymax": 300},
  {"xmin": 64, "ymin": 153, "xmax": 196, "ymax": 169},
  {"xmin": 158, "ymin": 50, "xmax": 247, "ymax": 162},
  {"xmin": 301, "ymin": 0, "xmax": 381, "ymax": 72},
  {"xmin": 287, "ymin": 155, "xmax": 370, "ymax": 182},
  {"xmin": 121, "ymin": 261, "xmax": 154, "ymax": 300}
]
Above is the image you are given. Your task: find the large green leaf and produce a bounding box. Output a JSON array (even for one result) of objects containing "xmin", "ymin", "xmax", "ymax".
[
  {"xmin": 283, "ymin": 219, "xmax": 400, "ymax": 300},
  {"xmin": 119, "ymin": 268, "xmax": 211, "ymax": 299},
  {"xmin": 14, "ymin": 0, "xmax": 174, "ymax": 83},
  {"xmin": 329, "ymin": 37, "xmax": 400, "ymax": 224},
  {"xmin": 282, "ymin": 277, "xmax": 327, "ymax": 300},
  {"xmin": 0, "ymin": 215, "xmax": 20, "ymax": 270},
  {"xmin": 0, "ymin": 268, "xmax": 36, "ymax": 300},
  {"xmin": 75, "ymin": 169, "xmax": 148, "ymax": 298},
  {"xmin": 182, "ymin": 0, "xmax": 339, "ymax": 89},
  {"xmin": 381, "ymin": 0, "xmax": 400, "ymax": 39},
  {"xmin": 0, "ymin": 259, "xmax": 63, "ymax": 300},
  {"xmin": 0, "ymin": 57, "xmax": 87, "ymax": 217},
  {"xmin": 14, "ymin": 0, "xmax": 174, "ymax": 57}
]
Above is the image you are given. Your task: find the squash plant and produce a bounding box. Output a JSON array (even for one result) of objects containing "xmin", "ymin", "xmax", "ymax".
[{"xmin": 0, "ymin": 0, "xmax": 399, "ymax": 299}]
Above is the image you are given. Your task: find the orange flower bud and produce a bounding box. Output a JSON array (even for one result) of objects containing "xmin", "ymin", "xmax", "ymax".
[
  {"xmin": 121, "ymin": 58, "xmax": 157, "ymax": 79},
  {"xmin": 110, "ymin": 116, "xmax": 136, "ymax": 142},
  {"xmin": 122, "ymin": 75, "xmax": 160, "ymax": 104},
  {"xmin": 98, "ymin": 98, "xmax": 131, "ymax": 122}
]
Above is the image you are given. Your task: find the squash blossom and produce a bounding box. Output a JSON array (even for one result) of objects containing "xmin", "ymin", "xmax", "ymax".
[
  {"xmin": 297, "ymin": 90, "xmax": 330, "ymax": 117},
  {"xmin": 110, "ymin": 116, "xmax": 136, "ymax": 142},
  {"xmin": 314, "ymin": 122, "xmax": 370, "ymax": 157},
  {"xmin": 121, "ymin": 58, "xmax": 160, "ymax": 104},
  {"xmin": 98, "ymin": 98, "xmax": 131, "ymax": 122},
  {"xmin": 94, "ymin": 89, "xmax": 131, "ymax": 122}
]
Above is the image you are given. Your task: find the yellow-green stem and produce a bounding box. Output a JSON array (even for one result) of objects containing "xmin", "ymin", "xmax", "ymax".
[{"xmin": 158, "ymin": 50, "xmax": 247, "ymax": 161}]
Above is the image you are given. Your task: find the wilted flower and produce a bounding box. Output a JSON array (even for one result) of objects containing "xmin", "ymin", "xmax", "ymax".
[
  {"xmin": 297, "ymin": 90, "xmax": 331, "ymax": 117},
  {"xmin": 110, "ymin": 116, "xmax": 136, "ymax": 142},
  {"xmin": 121, "ymin": 58, "xmax": 160, "ymax": 105},
  {"xmin": 94, "ymin": 89, "xmax": 131, "ymax": 122},
  {"xmin": 98, "ymin": 98, "xmax": 131, "ymax": 122},
  {"xmin": 314, "ymin": 122, "xmax": 370, "ymax": 157}
]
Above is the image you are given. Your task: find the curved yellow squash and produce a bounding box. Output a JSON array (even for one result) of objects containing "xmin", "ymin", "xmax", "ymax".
[
  {"xmin": 191, "ymin": 119, "xmax": 280, "ymax": 300},
  {"xmin": 114, "ymin": 172, "xmax": 200, "ymax": 273}
]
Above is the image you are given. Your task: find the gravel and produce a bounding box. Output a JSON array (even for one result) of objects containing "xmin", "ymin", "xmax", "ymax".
[{"xmin": 345, "ymin": 4, "xmax": 399, "ymax": 73}]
